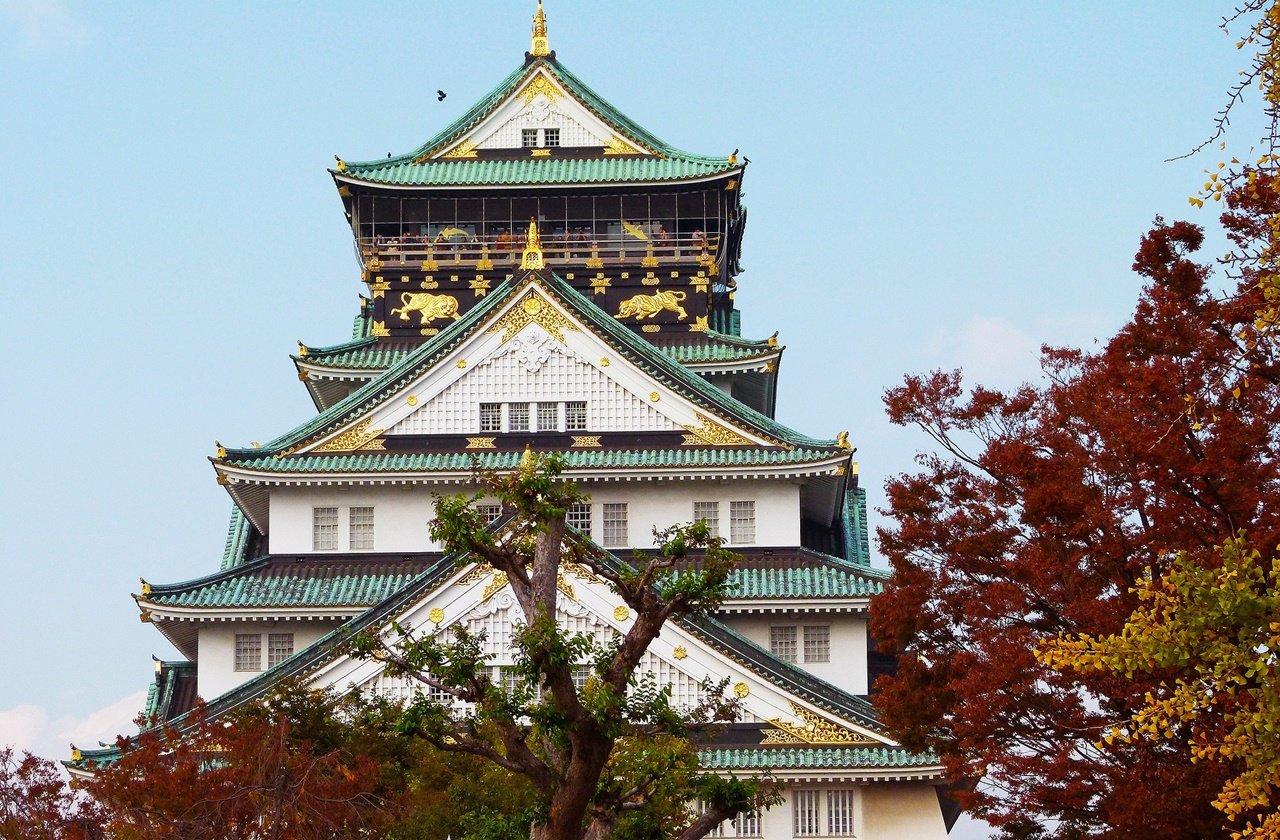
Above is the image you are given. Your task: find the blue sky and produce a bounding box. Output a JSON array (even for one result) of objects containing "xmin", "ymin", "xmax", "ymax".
[{"xmin": 0, "ymin": 2, "xmax": 1262, "ymax": 834}]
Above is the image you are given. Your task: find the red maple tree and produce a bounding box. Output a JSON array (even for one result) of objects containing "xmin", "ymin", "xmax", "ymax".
[{"xmin": 870, "ymin": 181, "xmax": 1280, "ymax": 837}]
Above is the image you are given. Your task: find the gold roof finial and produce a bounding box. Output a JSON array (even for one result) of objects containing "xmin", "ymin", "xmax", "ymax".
[
  {"xmin": 531, "ymin": 1, "xmax": 550, "ymax": 56},
  {"xmin": 521, "ymin": 217, "xmax": 545, "ymax": 270},
  {"xmin": 519, "ymin": 443, "xmax": 536, "ymax": 473}
]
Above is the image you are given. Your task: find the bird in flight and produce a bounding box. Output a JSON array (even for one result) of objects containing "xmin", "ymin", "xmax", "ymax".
[{"xmin": 437, "ymin": 90, "xmax": 447, "ymax": 101}]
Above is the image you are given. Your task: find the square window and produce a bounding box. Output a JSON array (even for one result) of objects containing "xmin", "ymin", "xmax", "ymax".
[
  {"xmin": 521, "ymin": 128, "xmax": 538, "ymax": 148},
  {"xmin": 693, "ymin": 501, "xmax": 720, "ymax": 539},
  {"xmin": 566, "ymin": 502, "xmax": 591, "ymax": 534},
  {"xmin": 234, "ymin": 634, "xmax": 262, "ymax": 672},
  {"xmin": 803, "ymin": 625, "xmax": 830, "ymax": 663},
  {"xmin": 565, "ymin": 401, "xmax": 588, "ymax": 431},
  {"xmin": 537, "ymin": 402, "xmax": 560, "ymax": 432},
  {"xmin": 543, "ymin": 128, "xmax": 560, "ymax": 147},
  {"xmin": 769, "ymin": 625, "xmax": 798, "ymax": 662},
  {"xmin": 729, "ymin": 500, "xmax": 755, "ymax": 545},
  {"xmin": 349, "ymin": 506, "xmax": 375, "ymax": 550},
  {"xmin": 602, "ymin": 503, "xmax": 628, "ymax": 547},
  {"xmin": 477, "ymin": 503, "xmax": 503, "ymax": 525},
  {"xmin": 509, "ymin": 402, "xmax": 530, "ymax": 432},
  {"xmin": 267, "ymin": 633, "xmax": 294, "ymax": 668},
  {"xmin": 827, "ymin": 789, "xmax": 856, "ymax": 836},
  {"xmin": 312, "ymin": 507, "xmax": 338, "ymax": 551},
  {"xmin": 734, "ymin": 810, "xmax": 762, "ymax": 838},
  {"xmin": 793, "ymin": 789, "xmax": 821, "ymax": 838},
  {"xmin": 572, "ymin": 665, "xmax": 592, "ymax": 691},
  {"xmin": 479, "ymin": 403, "xmax": 502, "ymax": 432}
]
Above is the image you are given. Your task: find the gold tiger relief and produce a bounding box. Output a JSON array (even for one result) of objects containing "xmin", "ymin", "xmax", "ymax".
[
  {"xmin": 614, "ymin": 290, "xmax": 688, "ymax": 321},
  {"xmin": 390, "ymin": 292, "xmax": 462, "ymax": 325}
]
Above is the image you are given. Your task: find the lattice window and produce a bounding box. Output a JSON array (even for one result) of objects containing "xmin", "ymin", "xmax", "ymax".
[
  {"xmin": 693, "ymin": 501, "xmax": 720, "ymax": 539},
  {"xmin": 827, "ymin": 790, "xmax": 856, "ymax": 836},
  {"xmin": 537, "ymin": 401, "xmax": 560, "ymax": 431},
  {"xmin": 572, "ymin": 665, "xmax": 592, "ymax": 691},
  {"xmin": 565, "ymin": 400, "xmax": 588, "ymax": 431},
  {"xmin": 803, "ymin": 625, "xmax": 830, "ymax": 663},
  {"xmin": 478, "ymin": 503, "xmax": 503, "ymax": 525},
  {"xmin": 729, "ymin": 501, "xmax": 756, "ymax": 545},
  {"xmin": 468, "ymin": 606, "xmax": 515, "ymax": 657},
  {"xmin": 734, "ymin": 810, "xmax": 762, "ymax": 838},
  {"xmin": 543, "ymin": 127, "xmax": 560, "ymax": 147},
  {"xmin": 267, "ymin": 632, "xmax": 294, "ymax": 667},
  {"xmin": 349, "ymin": 506, "xmax": 375, "ymax": 550},
  {"xmin": 638, "ymin": 653, "xmax": 705, "ymax": 710},
  {"xmin": 234, "ymin": 634, "xmax": 262, "ymax": 672},
  {"xmin": 793, "ymin": 789, "xmax": 821, "ymax": 837},
  {"xmin": 602, "ymin": 503, "xmax": 628, "ymax": 547},
  {"xmin": 770, "ymin": 626, "xmax": 798, "ymax": 662},
  {"xmin": 566, "ymin": 502, "xmax": 591, "ymax": 535},
  {"xmin": 312, "ymin": 507, "xmax": 338, "ymax": 551},
  {"xmin": 509, "ymin": 402, "xmax": 530, "ymax": 431},
  {"xmin": 521, "ymin": 128, "xmax": 538, "ymax": 147},
  {"xmin": 479, "ymin": 403, "xmax": 502, "ymax": 432}
]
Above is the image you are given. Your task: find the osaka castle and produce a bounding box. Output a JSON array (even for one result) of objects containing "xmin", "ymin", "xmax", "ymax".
[{"xmin": 73, "ymin": 5, "xmax": 957, "ymax": 836}]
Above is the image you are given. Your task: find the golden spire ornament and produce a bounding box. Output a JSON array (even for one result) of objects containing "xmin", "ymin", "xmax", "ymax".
[
  {"xmin": 530, "ymin": 0, "xmax": 550, "ymax": 56},
  {"xmin": 521, "ymin": 217, "xmax": 545, "ymax": 270}
]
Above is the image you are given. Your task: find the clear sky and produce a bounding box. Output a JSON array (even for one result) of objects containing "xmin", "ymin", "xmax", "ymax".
[{"xmin": 0, "ymin": 2, "xmax": 1262, "ymax": 835}]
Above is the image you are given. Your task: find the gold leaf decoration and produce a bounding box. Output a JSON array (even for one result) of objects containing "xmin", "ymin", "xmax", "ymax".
[
  {"xmin": 482, "ymin": 572, "xmax": 510, "ymax": 602},
  {"xmin": 759, "ymin": 701, "xmax": 878, "ymax": 746},
  {"xmin": 466, "ymin": 437, "xmax": 497, "ymax": 449},
  {"xmin": 556, "ymin": 572, "xmax": 576, "ymax": 600},
  {"xmin": 428, "ymin": 607, "xmax": 445, "ymax": 624},
  {"xmin": 603, "ymin": 134, "xmax": 643, "ymax": 156},
  {"xmin": 673, "ymin": 646, "xmax": 688, "ymax": 660},
  {"xmin": 613, "ymin": 605, "xmax": 630, "ymax": 621},
  {"xmin": 518, "ymin": 74, "xmax": 563, "ymax": 105},
  {"xmin": 681, "ymin": 412, "xmax": 752, "ymax": 447},
  {"xmin": 488, "ymin": 293, "xmax": 579, "ymax": 343},
  {"xmin": 571, "ymin": 435, "xmax": 602, "ymax": 447},
  {"xmin": 733, "ymin": 682, "xmax": 750, "ymax": 698},
  {"xmin": 316, "ymin": 417, "xmax": 385, "ymax": 453},
  {"xmin": 440, "ymin": 140, "xmax": 478, "ymax": 159}
]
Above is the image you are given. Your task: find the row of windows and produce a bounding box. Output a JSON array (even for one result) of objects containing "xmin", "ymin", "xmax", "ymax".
[
  {"xmin": 480, "ymin": 401, "xmax": 587, "ymax": 433},
  {"xmin": 310, "ymin": 500, "xmax": 759, "ymax": 551},
  {"xmin": 234, "ymin": 632, "xmax": 295, "ymax": 672},
  {"xmin": 701, "ymin": 789, "xmax": 855, "ymax": 837},
  {"xmin": 521, "ymin": 127, "xmax": 560, "ymax": 148},
  {"xmin": 769, "ymin": 625, "xmax": 830, "ymax": 664}
]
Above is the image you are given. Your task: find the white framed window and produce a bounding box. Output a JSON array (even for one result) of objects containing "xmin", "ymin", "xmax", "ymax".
[
  {"xmin": 537, "ymin": 401, "xmax": 560, "ymax": 431},
  {"xmin": 826, "ymin": 790, "xmax": 856, "ymax": 836},
  {"xmin": 509, "ymin": 402, "xmax": 530, "ymax": 432},
  {"xmin": 521, "ymin": 128, "xmax": 538, "ymax": 147},
  {"xmin": 567, "ymin": 502, "xmax": 591, "ymax": 534},
  {"xmin": 734, "ymin": 810, "xmax": 762, "ymax": 838},
  {"xmin": 572, "ymin": 665, "xmax": 593, "ymax": 691},
  {"xmin": 770, "ymin": 625, "xmax": 798, "ymax": 662},
  {"xmin": 793, "ymin": 789, "xmax": 821, "ymax": 837},
  {"xmin": 693, "ymin": 501, "xmax": 720, "ymax": 538},
  {"xmin": 234, "ymin": 634, "xmax": 262, "ymax": 672},
  {"xmin": 312, "ymin": 507, "xmax": 338, "ymax": 551},
  {"xmin": 565, "ymin": 400, "xmax": 588, "ymax": 431},
  {"xmin": 602, "ymin": 503, "xmax": 628, "ymax": 547},
  {"xmin": 349, "ymin": 506, "xmax": 375, "ymax": 550},
  {"xmin": 729, "ymin": 500, "xmax": 755, "ymax": 544},
  {"xmin": 267, "ymin": 633, "xmax": 294, "ymax": 668},
  {"xmin": 479, "ymin": 403, "xmax": 502, "ymax": 432},
  {"xmin": 478, "ymin": 503, "xmax": 503, "ymax": 525},
  {"xmin": 543, "ymin": 127, "xmax": 560, "ymax": 147},
  {"xmin": 803, "ymin": 625, "xmax": 830, "ymax": 663}
]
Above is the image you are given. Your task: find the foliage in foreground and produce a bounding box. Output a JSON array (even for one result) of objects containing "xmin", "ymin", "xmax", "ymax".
[{"xmin": 1040, "ymin": 535, "xmax": 1280, "ymax": 839}]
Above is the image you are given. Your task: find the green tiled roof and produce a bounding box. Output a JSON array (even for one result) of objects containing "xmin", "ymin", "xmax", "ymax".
[
  {"xmin": 700, "ymin": 746, "xmax": 938, "ymax": 771},
  {"xmin": 844, "ymin": 486, "xmax": 872, "ymax": 567},
  {"xmin": 221, "ymin": 505, "xmax": 252, "ymax": 571},
  {"xmin": 227, "ymin": 447, "xmax": 841, "ymax": 474},
  {"xmin": 147, "ymin": 556, "xmax": 435, "ymax": 610},
  {"xmin": 337, "ymin": 59, "xmax": 736, "ymax": 188},
  {"xmin": 299, "ymin": 331, "xmax": 776, "ymax": 374},
  {"xmin": 726, "ymin": 563, "xmax": 884, "ymax": 599},
  {"xmin": 223, "ymin": 270, "xmax": 842, "ymax": 464}
]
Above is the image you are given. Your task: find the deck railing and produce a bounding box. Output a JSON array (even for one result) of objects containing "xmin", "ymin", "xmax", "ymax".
[{"xmin": 358, "ymin": 232, "xmax": 720, "ymax": 270}]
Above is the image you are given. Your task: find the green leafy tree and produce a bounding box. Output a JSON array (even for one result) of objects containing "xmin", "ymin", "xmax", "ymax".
[{"xmin": 354, "ymin": 453, "xmax": 776, "ymax": 840}]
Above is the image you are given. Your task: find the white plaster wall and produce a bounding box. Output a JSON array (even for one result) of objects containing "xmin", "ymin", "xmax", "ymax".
[
  {"xmin": 752, "ymin": 784, "xmax": 945, "ymax": 840},
  {"xmin": 860, "ymin": 783, "xmax": 949, "ymax": 839},
  {"xmin": 267, "ymin": 479, "xmax": 801, "ymax": 554},
  {"xmin": 719, "ymin": 612, "xmax": 868, "ymax": 696},
  {"xmin": 196, "ymin": 620, "xmax": 339, "ymax": 702}
]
